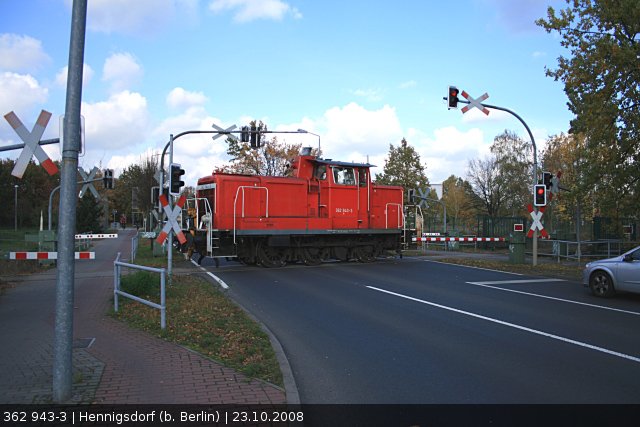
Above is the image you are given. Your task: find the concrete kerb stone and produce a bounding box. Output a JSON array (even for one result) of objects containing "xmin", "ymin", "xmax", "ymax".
[{"xmin": 181, "ymin": 261, "xmax": 301, "ymax": 405}]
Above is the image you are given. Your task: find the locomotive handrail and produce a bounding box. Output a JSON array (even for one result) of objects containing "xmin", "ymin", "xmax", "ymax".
[
  {"xmin": 385, "ymin": 203, "xmax": 403, "ymax": 229},
  {"xmin": 233, "ymin": 186, "xmax": 269, "ymax": 243}
]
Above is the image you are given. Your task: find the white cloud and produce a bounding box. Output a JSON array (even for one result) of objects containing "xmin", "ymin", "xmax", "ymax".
[
  {"xmin": 102, "ymin": 53, "xmax": 143, "ymax": 93},
  {"xmin": 81, "ymin": 91, "xmax": 149, "ymax": 151},
  {"xmin": 166, "ymin": 87, "xmax": 208, "ymax": 110},
  {"xmin": 209, "ymin": 0, "xmax": 302, "ymax": 23},
  {"xmin": 55, "ymin": 64, "xmax": 95, "ymax": 87},
  {"xmin": 0, "ymin": 34, "xmax": 50, "ymax": 72},
  {"xmin": 407, "ymin": 126, "xmax": 490, "ymax": 183},
  {"xmin": 350, "ymin": 88, "xmax": 383, "ymax": 102},
  {"xmin": 0, "ymin": 72, "xmax": 48, "ymax": 121},
  {"xmin": 84, "ymin": 0, "xmax": 190, "ymax": 35},
  {"xmin": 322, "ymin": 102, "xmax": 403, "ymax": 159},
  {"xmin": 399, "ymin": 80, "xmax": 417, "ymax": 89},
  {"xmin": 151, "ymin": 103, "xmax": 233, "ymax": 185}
]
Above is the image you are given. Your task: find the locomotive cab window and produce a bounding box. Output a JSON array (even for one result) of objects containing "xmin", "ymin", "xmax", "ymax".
[
  {"xmin": 358, "ymin": 168, "xmax": 368, "ymax": 187},
  {"xmin": 315, "ymin": 164, "xmax": 327, "ymax": 180},
  {"xmin": 333, "ymin": 166, "xmax": 355, "ymax": 185}
]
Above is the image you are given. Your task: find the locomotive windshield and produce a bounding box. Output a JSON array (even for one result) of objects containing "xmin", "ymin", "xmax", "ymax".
[{"xmin": 333, "ymin": 166, "xmax": 355, "ymax": 185}]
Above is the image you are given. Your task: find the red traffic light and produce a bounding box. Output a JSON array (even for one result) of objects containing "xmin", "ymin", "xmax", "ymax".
[
  {"xmin": 447, "ymin": 86, "xmax": 459, "ymax": 109},
  {"xmin": 534, "ymin": 184, "xmax": 547, "ymax": 206}
]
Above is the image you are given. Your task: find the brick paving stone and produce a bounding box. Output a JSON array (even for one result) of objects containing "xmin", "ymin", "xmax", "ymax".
[{"xmin": 0, "ymin": 230, "xmax": 287, "ymax": 404}]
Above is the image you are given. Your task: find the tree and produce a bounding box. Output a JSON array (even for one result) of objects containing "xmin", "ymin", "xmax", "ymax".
[
  {"xmin": 442, "ymin": 175, "xmax": 478, "ymax": 233},
  {"xmin": 466, "ymin": 156, "xmax": 506, "ymax": 218},
  {"xmin": 375, "ymin": 138, "xmax": 428, "ymax": 203},
  {"xmin": 110, "ymin": 154, "xmax": 159, "ymax": 228},
  {"xmin": 225, "ymin": 121, "xmax": 305, "ymax": 176},
  {"xmin": 76, "ymin": 192, "xmax": 103, "ymax": 233},
  {"xmin": 490, "ymin": 130, "xmax": 532, "ymax": 216},
  {"xmin": 536, "ymin": 0, "xmax": 640, "ymax": 216}
]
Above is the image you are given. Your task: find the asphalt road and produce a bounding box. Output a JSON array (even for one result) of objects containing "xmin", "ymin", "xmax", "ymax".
[{"xmin": 199, "ymin": 255, "xmax": 640, "ymax": 404}]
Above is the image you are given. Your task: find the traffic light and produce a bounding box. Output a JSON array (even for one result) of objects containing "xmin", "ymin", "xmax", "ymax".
[
  {"xmin": 534, "ymin": 184, "xmax": 547, "ymax": 207},
  {"xmin": 542, "ymin": 171, "xmax": 552, "ymax": 190},
  {"xmin": 240, "ymin": 126, "xmax": 250, "ymax": 143},
  {"xmin": 103, "ymin": 169, "xmax": 114, "ymax": 189},
  {"xmin": 250, "ymin": 124, "xmax": 260, "ymax": 149},
  {"xmin": 447, "ymin": 86, "xmax": 459, "ymax": 109},
  {"xmin": 408, "ymin": 189, "xmax": 416, "ymax": 203},
  {"xmin": 169, "ymin": 163, "xmax": 185, "ymax": 195}
]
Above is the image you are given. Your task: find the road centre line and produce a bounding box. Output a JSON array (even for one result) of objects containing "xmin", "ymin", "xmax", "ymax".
[
  {"xmin": 465, "ymin": 281, "xmax": 640, "ymax": 317},
  {"xmin": 423, "ymin": 259, "xmax": 523, "ymax": 275},
  {"xmin": 367, "ymin": 285, "xmax": 640, "ymax": 364}
]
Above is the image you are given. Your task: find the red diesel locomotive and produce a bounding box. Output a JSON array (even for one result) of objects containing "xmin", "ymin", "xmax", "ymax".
[{"xmin": 184, "ymin": 148, "xmax": 404, "ymax": 267}]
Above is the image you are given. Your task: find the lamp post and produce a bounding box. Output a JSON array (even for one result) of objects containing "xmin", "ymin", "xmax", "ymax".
[
  {"xmin": 14, "ymin": 184, "xmax": 18, "ymax": 231},
  {"xmin": 297, "ymin": 129, "xmax": 321, "ymax": 156}
]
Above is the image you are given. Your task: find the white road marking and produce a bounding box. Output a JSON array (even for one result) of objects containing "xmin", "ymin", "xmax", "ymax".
[
  {"xmin": 367, "ymin": 285, "xmax": 640, "ymax": 364},
  {"xmin": 424, "ymin": 259, "xmax": 523, "ymax": 275},
  {"xmin": 466, "ymin": 281, "xmax": 640, "ymax": 317},
  {"xmin": 207, "ymin": 271, "xmax": 229, "ymax": 289},
  {"xmin": 189, "ymin": 258, "xmax": 229, "ymax": 289},
  {"xmin": 470, "ymin": 279, "xmax": 566, "ymax": 285}
]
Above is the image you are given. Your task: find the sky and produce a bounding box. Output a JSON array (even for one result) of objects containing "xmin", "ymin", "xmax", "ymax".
[{"xmin": 0, "ymin": 0, "xmax": 573, "ymax": 188}]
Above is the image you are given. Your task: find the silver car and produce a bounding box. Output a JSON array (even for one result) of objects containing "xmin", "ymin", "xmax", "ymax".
[{"xmin": 583, "ymin": 245, "xmax": 640, "ymax": 297}]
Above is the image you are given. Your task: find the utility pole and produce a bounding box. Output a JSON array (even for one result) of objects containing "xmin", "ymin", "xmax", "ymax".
[{"xmin": 53, "ymin": 0, "xmax": 87, "ymax": 403}]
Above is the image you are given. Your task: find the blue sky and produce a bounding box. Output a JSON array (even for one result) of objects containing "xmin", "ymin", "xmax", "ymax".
[{"xmin": 0, "ymin": 0, "xmax": 572, "ymax": 187}]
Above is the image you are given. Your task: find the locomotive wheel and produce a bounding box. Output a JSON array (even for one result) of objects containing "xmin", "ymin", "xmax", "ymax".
[
  {"xmin": 301, "ymin": 247, "xmax": 324, "ymax": 266},
  {"xmin": 256, "ymin": 241, "xmax": 287, "ymax": 268},
  {"xmin": 355, "ymin": 245, "xmax": 376, "ymax": 263}
]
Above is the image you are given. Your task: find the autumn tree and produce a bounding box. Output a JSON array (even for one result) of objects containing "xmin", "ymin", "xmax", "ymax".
[
  {"xmin": 375, "ymin": 138, "xmax": 428, "ymax": 204},
  {"xmin": 76, "ymin": 192, "xmax": 103, "ymax": 233},
  {"xmin": 441, "ymin": 175, "xmax": 478, "ymax": 233},
  {"xmin": 0, "ymin": 159, "xmax": 60, "ymax": 229},
  {"xmin": 466, "ymin": 156, "xmax": 506, "ymax": 219},
  {"xmin": 537, "ymin": 0, "xmax": 640, "ymax": 216},
  {"xmin": 225, "ymin": 121, "xmax": 304, "ymax": 176},
  {"xmin": 490, "ymin": 130, "xmax": 533, "ymax": 216},
  {"xmin": 110, "ymin": 154, "xmax": 159, "ymax": 227}
]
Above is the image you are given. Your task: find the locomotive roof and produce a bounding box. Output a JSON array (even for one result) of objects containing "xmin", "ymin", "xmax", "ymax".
[{"xmin": 313, "ymin": 158, "xmax": 376, "ymax": 168}]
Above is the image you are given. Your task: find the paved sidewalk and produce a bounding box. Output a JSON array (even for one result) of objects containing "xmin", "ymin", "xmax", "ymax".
[{"xmin": 0, "ymin": 230, "xmax": 286, "ymax": 404}]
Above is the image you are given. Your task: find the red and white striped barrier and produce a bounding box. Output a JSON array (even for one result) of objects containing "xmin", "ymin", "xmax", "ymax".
[
  {"xmin": 412, "ymin": 237, "xmax": 505, "ymax": 242},
  {"xmin": 9, "ymin": 252, "xmax": 95, "ymax": 260},
  {"xmin": 75, "ymin": 233, "xmax": 117, "ymax": 239}
]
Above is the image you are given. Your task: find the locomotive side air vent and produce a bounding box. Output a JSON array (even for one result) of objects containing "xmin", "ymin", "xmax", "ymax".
[{"xmin": 301, "ymin": 147, "xmax": 312, "ymax": 156}]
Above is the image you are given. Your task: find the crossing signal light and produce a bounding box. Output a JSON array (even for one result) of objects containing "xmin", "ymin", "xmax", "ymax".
[
  {"xmin": 447, "ymin": 86, "xmax": 459, "ymax": 109},
  {"xmin": 169, "ymin": 163, "xmax": 185, "ymax": 195},
  {"xmin": 103, "ymin": 169, "xmax": 114, "ymax": 189},
  {"xmin": 542, "ymin": 171, "xmax": 552, "ymax": 190},
  {"xmin": 250, "ymin": 124, "xmax": 261, "ymax": 149},
  {"xmin": 534, "ymin": 184, "xmax": 547, "ymax": 207},
  {"xmin": 240, "ymin": 126, "xmax": 250, "ymax": 143}
]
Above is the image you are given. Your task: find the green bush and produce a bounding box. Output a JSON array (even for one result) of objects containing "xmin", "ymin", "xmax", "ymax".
[{"xmin": 120, "ymin": 271, "xmax": 159, "ymax": 299}]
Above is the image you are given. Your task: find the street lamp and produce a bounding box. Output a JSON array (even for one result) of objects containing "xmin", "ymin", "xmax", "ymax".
[
  {"xmin": 297, "ymin": 129, "xmax": 321, "ymax": 156},
  {"xmin": 14, "ymin": 184, "xmax": 18, "ymax": 231}
]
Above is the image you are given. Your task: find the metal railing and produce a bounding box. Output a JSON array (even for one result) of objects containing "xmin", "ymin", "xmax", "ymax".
[
  {"xmin": 533, "ymin": 239, "xmax": 639, "ymax": 264},
  {"xmin": 113, "ymin": 252, "xmax": 166, "ymax": 329}
]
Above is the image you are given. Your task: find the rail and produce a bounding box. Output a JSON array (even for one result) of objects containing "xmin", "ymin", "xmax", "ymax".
[
  {"xmin": 113, "ymin": 252, "xmax": 166, "ymax": 329},
  {"xmin": 233, "ymin": 186, "xmax": 269, "ymax": 243}
]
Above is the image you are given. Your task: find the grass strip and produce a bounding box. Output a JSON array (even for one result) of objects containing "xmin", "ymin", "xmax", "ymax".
[{"xmin": 113, "ymin": 244, "xmax": 283, "ymax": 387}]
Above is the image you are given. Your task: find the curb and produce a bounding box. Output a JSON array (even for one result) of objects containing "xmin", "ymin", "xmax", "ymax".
[{"xmin": 185, "ymin": 261, "xmax": 301, "ymax": 404}]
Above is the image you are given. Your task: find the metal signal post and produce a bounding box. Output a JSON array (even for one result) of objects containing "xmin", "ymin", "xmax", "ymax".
[{"xmin": 444, "ymin": 90, "xmax": 541, "ymax": 265}]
